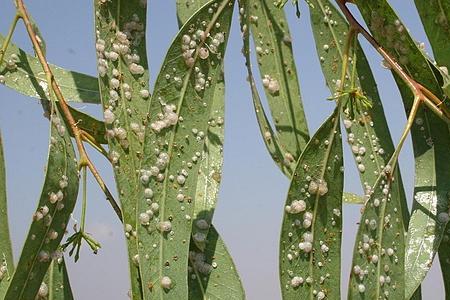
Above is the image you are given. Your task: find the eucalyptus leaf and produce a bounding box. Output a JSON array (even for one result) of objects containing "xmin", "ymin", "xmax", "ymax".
[
  {"xmin": 414, "ymin": 0, "xmax": 450, "ymax": 99},
  {"xmin": 0, "ymin": 131, "xmax": 14, "ymax": 299},
  {"xmin": 136, "ymin": 1, "xmax": 234, "ymax": 299},
  {"xmin": 279, "ymin": 107, "xmax": 343, "ymax": 300},
  {"xmin": 239, "ymin": 0, "xmax": 294, "ymax": 177},
  {"xmin": 4, "ymin": 108, "xmax": 79, "ymax": 300},
  {"xmin": 177, "ymin": 0, "xmax": 225, "ymax": 252},
  {"xmin": 0, "ymin": 34, "xmax": 100, "ymax": 104},
  {"xmin": 355, "ymin": 1, "xmax": 450, "ymax": 298},
  {"xmin": 93, "ymin": 0, "xmax": 151, "ymax": 298},
  {"xmin": 248, "ymin": 0, "xmax": 309, "ymax": 162}
]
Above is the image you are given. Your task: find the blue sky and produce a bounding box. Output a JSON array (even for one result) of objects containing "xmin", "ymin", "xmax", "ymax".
[{"xmin": 0, "ymin": 0, "xmax": 445, "ymax": 299}]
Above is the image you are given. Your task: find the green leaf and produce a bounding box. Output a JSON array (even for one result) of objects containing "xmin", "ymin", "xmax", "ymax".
[
  {"xmin": 42, "ymin": 259, "xmax": 74, "ymax": 300},
  {"xmin": 177, "ymin": 0, "xmax": 225, "ymax": 252},
  {"xmin": 343, "ymin": 192, "xmax": 364, "ymax": 205},
  {"xmin": 438, "ymin": 223, "xmax": 450, "ymax": 299},
  {"xmin": 348, "ymin": 165, "xmax": 405, "ymax": 300},
  {"xmin": 248, "ymin": 0, "xmax": 309, "ymax": 162},
  {"xmin": 239, "ymin": 0, "xmax": 295, "ymax": 177},
  {"xmin": 93, "ymin": 0, "xmax": 152, "ymax": 298},
  {"xmin": 0, "ymin": 131, "xmax": 14, "ymax": 299},
  {"xmin": 414, "ymin": 1, "xmax": 450, "ymax": 98},
  {"xmin": 279, "ymin": 107, "xmax": 343, "ymax": 300},
  {"xmin": 415, "ymin": 0, "xmax": 450, "ymax": 69},
  {"xmin": 0, "ymin": 34, "xmax": 100, "ymax": 104},
  {"xmin": 177, "ymin": 5, "xmax": 244, "ymax": 299},
  {"xmin": 68, "ymin": 108, "xmax": 107, "ymax": 145},
  {"xmin": 354, "ymin": 1, "xmax": 450, "ymax": 298},
  {"xmin": 188, "ymin": 226, "xmax": 245, "ymax": 299},
  {"xmin": 4, "ymin": 107, "xmax": 79, "ymax": 300},
  {"xmin": 136, "ymin": 1, "xmax": 234, "ymax": 299}
]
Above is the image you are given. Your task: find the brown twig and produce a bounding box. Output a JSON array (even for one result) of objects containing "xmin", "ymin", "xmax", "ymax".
[
  {"xmin": 336, "ymin": 0, "xmax": 450, "ymax": 124},
  {"xmin": 15, "ymin": 0, "xmax": 122, "ymax": 222}
]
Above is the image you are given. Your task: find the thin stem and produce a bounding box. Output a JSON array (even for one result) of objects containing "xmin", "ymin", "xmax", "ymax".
[
  {"xmin": 80, "ymin": 130, "xmax": 110, "ymax": 159},
  {"xmin": 0, "ymin": 13, "xmax": 20, "ymax": 65},
  {"xmin": 80, "ymin": 166, "xmax": 87, "ymax": 232},
  {"xmin": 15, "ymin": 0, "xmax": 122, "ymax": 222},
  {"xmin": 390, "ymin": 96, "xmax": 421, "ymax": 168},
  {"xmin": 338, "ymin": 28, "xmax": 356, "ymax": 92}
]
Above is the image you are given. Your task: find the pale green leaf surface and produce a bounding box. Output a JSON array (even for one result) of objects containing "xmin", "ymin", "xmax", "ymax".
[
  {"xmin": 279, "ymin": 108, "xmax": 343, "ymax": 300},
  {"xmin": 177, "ymin": 0, "xmax": 225, "ymax": 252},
  {"xmin": 343, "ymin": 192, "xmax": 364, "ymax": 205},
  {"xmin": 0, "ymin": 35, "xmax": 100, "ymax": 104},
  {"xmin": 177, "ymin": 5, "xmax": 244, "ymax": 298},
  {"xmin": 355, "ymin": 1, "xmax": 450, "ymax": 298},
  {"xmin": 136, "ymin": 1, "xmax": 234, "ymax": 299},
  {"xmin": 248, "ymin": 0, "xmax": 309, "ymax": 161},
  {"xmin": 94, "ymin": 0, "xmax": 151, "ymax": 299},
  {"xmin": 4, "ymin": 109, "xmax": 79, "ymax": 300},
  {"xmin": 0, "ymin": 131, "xmax": 14, "ymax": 299},
  {"xmin": 239, "ymin": 0, "xmax": 294, "ymax": 177}
]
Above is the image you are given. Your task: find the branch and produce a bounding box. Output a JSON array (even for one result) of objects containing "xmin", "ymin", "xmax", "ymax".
[
  {"xmin": 15, "ymin": 0, "xmax": 123, "ymax": 222},
  {"xmin": 336, "ymin": 0, "xmax": 450, "ymax": 124}
]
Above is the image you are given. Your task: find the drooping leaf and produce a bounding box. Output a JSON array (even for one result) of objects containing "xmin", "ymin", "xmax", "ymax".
[
  {"xmin": 136, "ymin": 1, "xmax": 234, "ymax": 299},
  {"xmin": 0, "ymin": 131, "xmax": 14, "ymax": 299},
  {"xmin": 68, "ymin": 108, "xmax": 107, "ymax": 145},
  {"xmin": 176, "ymin": 5, "xmax": 244, "ymax": 298},
  {"xmin": 354, "ymin": 1, "xmax": 450, "ymax": 298},
  {"xmin": 4, "ymin": 108, "xmax": 79, "ymax": 300},
  {"xmin": 177, "ymin": 0, "xmax": 225, "ymax": 252},
  {"xmin": 239, "ymin": 0, "xmax": 294, "ymax": 177},
  {"xmin": 279, "ymin": 107, "xmax": 343, "ymax": 300},
  {"xmin": 348, "ymin": 165, "xmax": 405, "ymax": 300},
  {"xmin": 0, "ymin": 34, "xmax": 100, "ymax": 104},
  {"xmin": 248, "ymin": 0, "xmax": 309, "ymax": 162},
  {"xmin": 188, "ymin": 226, "xmax": 245, "ymax": 299},
  {"xmin": 93, "ymin": 0, "xmax": 151, "ymax": 299},
  {"xmin": 42, "ymin": 258, "xmax": 74, "ymax": 300}
]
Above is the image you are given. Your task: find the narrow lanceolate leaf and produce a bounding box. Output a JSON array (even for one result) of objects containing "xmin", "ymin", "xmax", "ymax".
[
  {"xmin": 279, "ymin": 108, "xmax": 343, "ymax": 300},
  {"xmin": 177, "ymin": 6, "xmax": 244, "ymax": 298},
  {"xmin": 188, "ymin": 226, "xmax": 245, "ymax": 299},
  {"xmin": 177, "ymin": 0, "xmax": 225, "ymax": 252},
  {"xmin": 308, "ymin": 0, "xmax": 408, "ymax": 220},
  {"xmin": 42, "ymin": 259, "xmax": 74, "ymax": 300},
  {"xmin": 5, "ymin": 109, "xmax": 79, "ymax": 300},
  {"xmin": 415, "ymin": 0, "xmax": 450, "ymax": 69},
  {"xmin": 239, "ymin": 0, "xmax": 294, "ymax": 177},
  {"xmin": 355, "ymin": 1, "xmax": 450, "ymax": 298},
  {"xmin": 0, "ymin": 131, "xmax": 14, "ymax": 299},
  {"xmin": 248, "ymin": 0, "xmax": 309, "ymax": 162},
  {"xmin": 136, "ymin": 1, "xmax": 234, "ymax": 299},
  {"xmin": 0, "ymin": 35, "xmax": 100, "ymax": 104},
  {"xmin": 94, "ymin": 0, "xmax": 151, "ymax": 299},
  {"xmin": 348, "ymin": 166, "xmax": 405, "ymax": 300}
]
